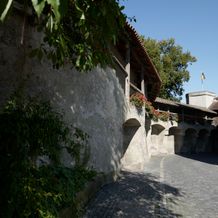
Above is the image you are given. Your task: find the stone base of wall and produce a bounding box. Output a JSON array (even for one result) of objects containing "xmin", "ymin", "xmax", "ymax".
[{"xmin": 59, "ymin": 171, "xmax": 118, "ymax": 217}]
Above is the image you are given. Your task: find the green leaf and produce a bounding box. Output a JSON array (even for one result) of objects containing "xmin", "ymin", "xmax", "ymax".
[
  {"xmin": 31, "ymin": 0, "xmax": 45, "ymax": 17},
  {"xmin": 58, "ymin": 0, "xmax": 68, "ymax": 17},
  {"xmin": 120, "ymin": 6, "xmax": 125, "ymax": 11},
  {"xmin": 76, "ymin": 55, "xmax": 81, "ymax": 68},
  {"xmin": 74, "ymin": 2, "xmax": 83, "ymax": 13},
  {"xmin": 0, "ymin": 0, "xmax": 13, "ymax": 22},
  {"xmin": 84, "ymin": 32, "xmax": 89, "ymax": 39},
  {"xmin": 80, "ymin": 13, "xmax": 85, "ymax": 20},
  {"xmin": 46, "ymin": 15, "xmax": 54, "ymax": 31},
  {"xmin": 47, "ymin": 0, "xmax": 60, "ymax": 22}
]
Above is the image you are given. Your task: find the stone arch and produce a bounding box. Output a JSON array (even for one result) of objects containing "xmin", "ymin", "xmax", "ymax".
[
  {"xmin": 182, "ymin": 128, "xmax": 197, "ymax": 153},
  {"xmin": 196, "ymin": 129, "xmax": 209, "ymax": 153},
  {"xmin": 123, "ymin": 118, "xmax": 141, "ymax": 128},
  {"xmin": 209, "ymin": 127, "xmax": 218, "ymax": 153},
  {"xmin": 151, "ymin": 124, "xmax": 165, "ymax": 135},
  {"xmin": 169, "ymin": 126, "xmax": 179, "ymax": 135},
  {"xmin": 150, "ymin": 124, "xmax": 165, "ymax": 155},
  {"xmin": 169, "ymin": 127, "xmax": 183, "ymax": 154},
  {"xmin": 121, "ymin": 118, "xmax": 147, "ymax": 171},
  {"xmin": 122, "ymin": 118, "xmax": 141, "ymax": 155}
]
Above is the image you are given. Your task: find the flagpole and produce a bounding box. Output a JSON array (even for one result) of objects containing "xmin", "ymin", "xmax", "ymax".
[
  {"xmin": 201, "ymin": 72, "xmax": 206, "ymax": 91},
  {"xmin": 201, "ymin": 79, "xmax": 203, "ymax": 91}
]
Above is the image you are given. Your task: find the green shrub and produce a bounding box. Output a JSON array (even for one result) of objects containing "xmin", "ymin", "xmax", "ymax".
[{"xmin": 0, "ymin": 94, "xmax": 95, "ymax": 218}]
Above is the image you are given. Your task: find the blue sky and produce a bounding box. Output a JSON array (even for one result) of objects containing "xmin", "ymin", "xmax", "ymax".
[{"xmin": 121, "ymin": 0, "xmax": 218, "ymax": 102}]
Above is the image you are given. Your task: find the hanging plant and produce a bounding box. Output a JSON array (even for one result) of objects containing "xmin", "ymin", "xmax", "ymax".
[{"xmin": 130, "ymin": 92, "xmax": 147, "ymax": 108}]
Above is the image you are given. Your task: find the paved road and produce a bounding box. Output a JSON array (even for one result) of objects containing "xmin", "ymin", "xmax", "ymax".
[{"xmin": 84, "ymin": 154, "xmax": 218, "ymax": 218}]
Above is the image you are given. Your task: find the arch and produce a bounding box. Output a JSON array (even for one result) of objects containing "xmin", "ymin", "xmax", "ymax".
[
  {"xmin": 122, "ymin": 119, "xmax": 141, "ymax": 157},
  {"xmin": 185, "ymin": 128, "xmax": 197, "ymax": 136},
  {"xmin": 151, "ymin": 124, "xmax": 165, "ymax": 135},
  {"xmin": 209, "ymin": 127, "xmax": 218, "ymax": 153},
  {"xmin": 169, "ymin": 127, "xmax": 183, "ymax": 154},
  {"xmin": 123, "ymin": 118, "xmax": 141, "ymax": 127},
  {"xmin": 150, "ymin": 124, "xmax": 165, "ymax": 155},
  {"xmin": 169, "ymin": 126, "xmax": 181, "ymax": 135},
  {"xmin": 196, "ymin": 129, "xmax": 209, "ymax": 153},
  {"xmin": 182, "ymin": 128, "xmax": 197, "ymax": 153},
  {"xmin": 121, "ymin": 118, "xmax": 146, "ymax": 171},
  {"xmin": 199, "ymin": 129, "xmax": 209, "ymax": 135}
]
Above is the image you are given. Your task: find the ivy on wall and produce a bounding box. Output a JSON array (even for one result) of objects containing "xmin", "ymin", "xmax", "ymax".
[{"xmin": 0, "ymin": 93, "xmax": 95, "ymax": 217}]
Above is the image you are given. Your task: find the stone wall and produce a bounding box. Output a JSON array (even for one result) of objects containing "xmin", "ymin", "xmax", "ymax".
[
  {"xmin": 146, "ymin": 119, "xmax": 178, "ymax": 156},
  {"xmin": 186, "ymin": 91, "xmax": 216, "ymax": 108},
  {"xmin": 121, "ymin": 106, "xmax": 149, "ymax": 172},
  {"xmin": 0, "ymin": 14, "xmax": 128, "ymax": 176},
  {"xmin": 2, "ymin": 14, "xmax": 217, "ymax": 179},
  {"xmin": 145, "ymin": 118, "xmax": 217, "ymax": 156}
]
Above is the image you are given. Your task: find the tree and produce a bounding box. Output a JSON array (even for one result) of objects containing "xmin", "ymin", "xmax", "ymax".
[
  {"xmin": 141, "ymin": 37, "xmax": 197, "ymax": 101},
  {"xmin": 0, "ymin": 0, "xmax": 126, "ymax": 71}
]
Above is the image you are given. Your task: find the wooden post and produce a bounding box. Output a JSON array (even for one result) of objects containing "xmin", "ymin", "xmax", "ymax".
[
  {"xmin": 141, "ymin": 65, "xmax": 145, "ymax": 95},
  {"xmin": 125, "ymin": 42, "xmax": 130, "ymax": 101}
]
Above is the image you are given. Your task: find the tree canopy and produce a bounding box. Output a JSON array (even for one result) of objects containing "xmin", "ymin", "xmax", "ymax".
[
  {"xmin": 0, "ymin": 0, "xmax": 126, "ymax": 71},
  {"xmin": 141, "ymin": 37, "xmax": 197, "ymax": 101}
]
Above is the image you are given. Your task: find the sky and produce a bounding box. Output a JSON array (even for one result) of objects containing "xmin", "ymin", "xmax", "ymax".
[{"xmin": 121, "ymin": 0, "xmax": 218, "ymax": 102}]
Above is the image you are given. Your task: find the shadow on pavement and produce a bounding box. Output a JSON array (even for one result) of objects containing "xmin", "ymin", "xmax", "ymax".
[
  {"xmin": 179, "ymin": 153, "xmax": 218, "ymax": 165},
  {"xmin": 85, "ymin": 171, "xmax": 183, "ymax": 218}
]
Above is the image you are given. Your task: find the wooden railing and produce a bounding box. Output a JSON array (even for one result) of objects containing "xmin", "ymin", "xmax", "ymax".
[
  {"xmin": 113, "ymin": 56, "xmax": 128, "ymax": 77},
  {"xmin": 130, "ymin": 82, "xmax": 143, "ymax": 95}
]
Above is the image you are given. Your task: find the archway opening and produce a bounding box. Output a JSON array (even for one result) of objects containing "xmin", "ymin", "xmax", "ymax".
[
  {"xmin": 150, "ymin": 124, "xmax": 165, "ymax": 155},
  {"xmin": 196, "ymin": 129, "xmax": 209, "ymax": 153},
  {"xmin": 182, "ymin": 128, "xmax": 197, "ymax": 153},
  {"xmin": 151, "ymin": 124, "xmax": 165, "ymax": 135},
  {"xmin": 121, "ymin": 118, "xmax": 148, "ymax": 171},
  {"xmin": 209, "ymin": 127, "xmax": 218, "ymax": 153},
  {"xmin": 122, "ymin": 118, "xmax": 141, "ymax": 157},
  {"xmin": 169, "ymin": 127, "xmax": 182, "ymax": 154}
]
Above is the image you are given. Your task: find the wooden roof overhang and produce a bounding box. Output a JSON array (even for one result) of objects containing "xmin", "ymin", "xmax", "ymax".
[
  {"xmin": 125, "ymin": 23, "xmax": 161, "ymax": 101},
  {"xmin": 209, "ymin": 98, "xmax": 218, "ymax": 112},
  {"xmin": 155, "ymin": 97, "xmax": 217, "ymax": 118}
]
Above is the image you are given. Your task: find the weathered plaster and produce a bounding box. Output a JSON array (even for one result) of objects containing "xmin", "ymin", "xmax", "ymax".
[
  {"xmin": 0, "ymin": 14, "xmax": 128, "ymax": 175},
  {"xmin": 121, "ymin": 105, "xmax": 149, "ymax": 171}
]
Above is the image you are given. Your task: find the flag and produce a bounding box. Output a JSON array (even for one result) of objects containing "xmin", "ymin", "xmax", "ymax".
[{"xmin": 201, "ymin": 72, "xmax": 206, "ymax": 81}]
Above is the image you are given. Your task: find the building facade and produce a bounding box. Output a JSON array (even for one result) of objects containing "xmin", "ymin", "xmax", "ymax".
[
  {"xmin": 1, "ymin": 10, "xmax": 217, "ymax": 180},
  {"xmin": 0, "ymin": 11, "xmax": 161, "ymax": 178}
]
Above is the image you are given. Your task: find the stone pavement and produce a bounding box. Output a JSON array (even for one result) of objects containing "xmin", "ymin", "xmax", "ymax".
[
  {"xmin": 162, "ymin": 154, "xmax": 218, "ymax": 218},
  {"xmin": 84, "ymin": 154, "xmax": 218, "ymax": 218}
]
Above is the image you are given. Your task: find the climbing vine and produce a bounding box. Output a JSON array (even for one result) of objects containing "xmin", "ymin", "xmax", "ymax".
[
  {"xmin": 0, "ymin": 93, "xmax": 95, "ymax": 217},
  {"xmin": 0, "ymin": 0, "xmax": 127, "ymax": 71}
]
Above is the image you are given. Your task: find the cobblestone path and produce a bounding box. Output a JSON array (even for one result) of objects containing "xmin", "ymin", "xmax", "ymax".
[
  {"xmin": 162, "ymin": 154, "xmax": 218, "ymax": 218},
  {"xmin": 84, "ymin": 154, "xmax": 218, "ymax": 218}
]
